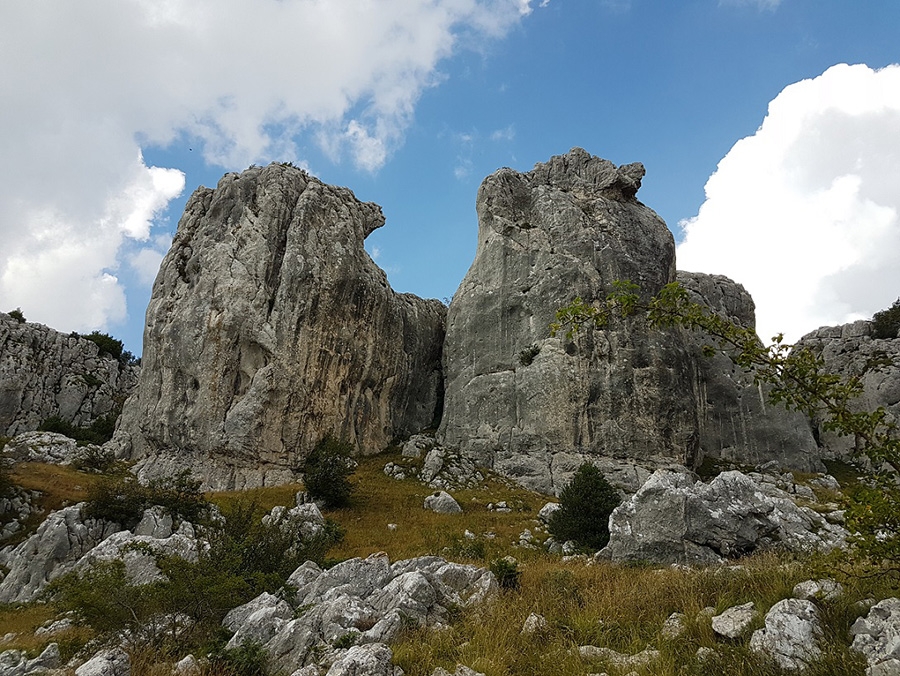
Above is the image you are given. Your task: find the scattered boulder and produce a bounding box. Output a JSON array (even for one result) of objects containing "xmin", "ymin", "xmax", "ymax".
[
  {"xmin": 661, "ymin": 612, "xmax": 687, "ymax": 639},
  {"xmin": 439, "ymin": 148, "xmax": 700, "ymax": 494},
  {"xmin": 521, "ymin": 613, "xmax": 548, "ymax": 635},
  {"xmin": 424, "ymin": 491, "xmax": 462, "ymax": 515},
  {"xmin": 537, "ymin": 502, "xmax": 561, "ymax": 524},
  {"xmin": 578, "ymin": 645, "xmax": 660, "ymax": 670},
  {"xmin": 172, "ymin": 655, "xmax": 200, "ymax": 676},
  {"xmin": 75, "ymin": 648, "xmax": 131, "ymax": 676},
  {"xmin": 402, "ymin": 434, "xmax": 435, "ymax": 459},
  {"xmin": 600, "ymin": 469, "xmax": 847, "ymax": 565},
  {"xmin": 749, "ymin": 599, "xmax": 822, "ymax": 671},
  {"xmin": 850, "ymin": 597, "xmax": 900, "ymax": 675},
  {"xmin": 0, "ymin": 642, "xmax": 61, "ymax": 676},
  {"xmin": 792, "ymin": 579, "xmax": 843, "ymax": 602},
  {"xmin": 324, "ymin": 643, "xmax": 399, "ymax": 676},
  {"xmin": 0, "ymin": 312, "xmax": 139, "ymax": 437},
  {"xmin": 111, "ymin": 163, "xmax": 445, "ymax": 490},
  {"xmin": 711, "ymin": 602, "xmax": 757, "ymax": 639}
]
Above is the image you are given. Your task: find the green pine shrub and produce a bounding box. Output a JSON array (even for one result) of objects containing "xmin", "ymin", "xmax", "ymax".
[
  {"xmin": 302, "ymin": 437, "xmax": 356, "ymax": 508},
  {"xmin": 548, "ymin": 463, "xmax": 621, "ymax": 551}
]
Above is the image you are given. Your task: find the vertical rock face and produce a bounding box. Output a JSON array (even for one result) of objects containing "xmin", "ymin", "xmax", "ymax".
[
  {"xmin": 438, "ymin": 148, "xmax": 700, "ymax": 493},
  {"xmin": 0, "ymin": 314, "xmax": 138, "ymax": 436},
  {"xmin": 797, "ymin": 320, "xmax": 900, "ymax": 458},
  {"xmin": 677, "ymin": 272, "xmax": 822, "ymax": 472},
  {"xmin": 113, "ymin": 163, "xmax": 445, "ymax": 489}
]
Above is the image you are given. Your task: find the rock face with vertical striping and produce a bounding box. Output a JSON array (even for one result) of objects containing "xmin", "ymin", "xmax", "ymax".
[
  {"xmin": 438, "ymin": 148, "xmax": 701, "ymax": 494},
  {"xmin": 111, "ymin": 163, "xmax": 445, "ymax": 489},
  {"xmin": 676, "ymin": 271, "xmax": 822, "ymax": 472}
]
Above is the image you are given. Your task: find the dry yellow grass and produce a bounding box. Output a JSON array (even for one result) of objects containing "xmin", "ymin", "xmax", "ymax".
[{"xmin": 324, "ymin": 454, "xmax": 548, "ymax": 561}]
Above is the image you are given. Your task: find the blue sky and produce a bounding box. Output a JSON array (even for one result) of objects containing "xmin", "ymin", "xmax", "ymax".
[{"xmin": 2, "ymin": 0, "xmax": 900, "ymax": 353}]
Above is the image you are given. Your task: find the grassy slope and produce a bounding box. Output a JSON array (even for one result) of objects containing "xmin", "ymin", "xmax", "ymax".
[{"xmin": 0, "ymin": 453, "xmax": 892, "ymax": 675}]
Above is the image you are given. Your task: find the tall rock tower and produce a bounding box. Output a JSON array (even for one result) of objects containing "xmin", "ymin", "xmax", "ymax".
[
  {"xmin": 112, "ymin": 163, "xmax": 445, "ymax": 489},
  {"xmin": 438, "ymin": 148, "xmax": 700, "ymax": 493}
]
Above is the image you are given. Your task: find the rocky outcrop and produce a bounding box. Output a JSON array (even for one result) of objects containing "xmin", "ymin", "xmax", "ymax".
[
  {"xmin": 851, "ymin": 597, "xmax": 900, "ymax": 675},
  {"xmin": 600, "ymin": 469, "xmax": 846, "ymax": 564},
  {"xmin": 0, "ymin": 313, "xmax": 138, "ymax": 436},
  {"xmin": 0, "ymin": 503, "xmax": 121, "ymax": 603},
  {"xmin": 797, "ymin": 320, "xmax": 900, "ymax": 458},
  {"xmin": 677, "ymin": 272, "xmax": 822, "ymax": 472},
  {"xmin": 111, "ymin": 163, "xmax": 445, "ymax": 490},
  {"xmin": 439, "ymin": 148, "xmax": 700, "ymax": 494},
  {"xmin": 749, "ymin": 599, "xmax": 823, "ymax": 671},
  {"xmin": 226, "ymin": 553, "xmax": 497, "ymax": 674}
]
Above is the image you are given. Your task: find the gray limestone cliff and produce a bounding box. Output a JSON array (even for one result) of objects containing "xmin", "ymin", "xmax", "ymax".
[
  {"xmin": 438, "ymin": 148, "xmax": 700, "ymax": 493},
  {"xmin": 0, "ymin": 314, "xmax": 138, "ymax": 436},
  {"xmin": 677, "ymin": 272, "xmax": 822, "ymax": 472},
  {"xmin": 112, "ymin": 163, "xmax": 445, "ymax": 489},
  {"xmin": 797, "ymin": 320, "xmax": 900, "ymax": 458}
]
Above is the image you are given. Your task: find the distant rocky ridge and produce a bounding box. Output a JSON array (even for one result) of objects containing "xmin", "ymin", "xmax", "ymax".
[
  {"xmin": 0, "ymin": 313, "xmax": 139, "ymax": 436},
  {"xmin": 110, "ymin": 163, "xmax": 445, "ymax": 489}
]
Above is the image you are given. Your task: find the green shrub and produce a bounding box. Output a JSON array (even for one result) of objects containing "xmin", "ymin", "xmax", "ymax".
[
  {"xmin": 872, "ymin": 298, "xmax": 900, "ymax": 339},
  {"xmin": 303, "ymin": 437, "xmax": 355, "ymax": 508},
  {"xmin": 209, "ymin": 639, "xmax": 270, "ymax": 676},
  {"xmin": 82, "ymin": 474, "xmax": 148, "ymax": 528},
  {"xmin": 490, "ymin": 556, "xmax": 521, "ymax": 590},
  {"xmin": 38, "ymin": 407, "xmax": 121, "ymax": 446},
  {"xmin": 70, "ymin": 445, "xmax": 117, "ymax": 474},
  {"xmin": 7, "ymin": 308, "xmax": 25, "ymax": 323},
  {"xmin": 548, "ymin": 463, "xmax": 621, "ymax": 551},
  {"xmin": 83, "ymin": 470, "xmax": 210, "ymax": 528},
  {"xmin": 518, "ymin": 344, "xmax": 541, "ymax": 366}
]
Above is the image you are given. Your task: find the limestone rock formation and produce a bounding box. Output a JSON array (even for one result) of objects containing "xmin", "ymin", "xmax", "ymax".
[
  {"xmin": 600, "ymin": 469, "xmax": 847, "ymax": 564},
  {"xmin": 112, "ymin": 163, "xmax": 445, "ymax": 489},
  {"xmin": 797, "ymin": 320, "xmax": 900, "ymax": 458},
  {"xmin": 749, "ymin": 599, "xmax": 823, "ymax": 671},
  {"xmin": 0, "ymin": 313, "xmax": 138, "ymax": 436},
  {"xmin": 0, "ymin": 503, "xmax": 121, "ymax": 603},
  {"xmin": 677, "ymin": 272, "xmax": 822, "ymax": 472},
  {"xmin": 851, "ymin": 597, "xmax": 900, "ymax": 675},
  {"xmin": 226, "ymin": 553, "xmax": 497, "ymax": 674},
  {"xmin": 439, "ymin": 148, "xmax": 700, "ymax": 493}
]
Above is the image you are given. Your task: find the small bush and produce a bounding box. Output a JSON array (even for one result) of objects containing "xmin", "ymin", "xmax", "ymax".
[
  {"xmin": 83, "ymin": 470, "xmax": 209, "ymax": 528},
  {"xmin": 548, "ymin": 463, "xmax": 621, "ymax": 552},
  {"xmin": 490, "ymin": 556, "xmax": 521, "ymax": 590},
  {"xmin": 70, "ymin": 445, "xmax": 117, "ymax": 474},
  {"xmin": 209, "ymin": 639, "xmax": 270, "ymax": 676},
  {"xmin": 518, "ymin": 344, "xmax": 541, "ymax": 366},
  {"xmin": 872, "ymin": 298, "xmax": 900, "ymax": 339},
  {"xmin": 303, "ymin": 437, "xmax": 355, "ymax": 508},
  {"xmin": 7, "ymin": 308, "xmax": 25, "ymax": 323}
]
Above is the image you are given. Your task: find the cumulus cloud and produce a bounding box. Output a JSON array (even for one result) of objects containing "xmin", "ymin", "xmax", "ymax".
[
  {"xmin": 677, "ymin": 63, "xmax": 900, "ymax": 342},
  {"xmin": 0, "ymin": 0, "xmax": 533, "ymax": 333}
]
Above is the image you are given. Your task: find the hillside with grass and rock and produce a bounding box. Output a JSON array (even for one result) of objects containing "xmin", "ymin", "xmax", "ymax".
[{"xmin": 1, "ymin": 148, "xmax": 900, "ymax": 676}]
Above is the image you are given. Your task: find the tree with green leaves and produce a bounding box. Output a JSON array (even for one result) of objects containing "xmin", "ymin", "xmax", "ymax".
[
  {"xmin": 548, "ymin": 462, "xmax": 621, "ymax": 551},
  {"xmin": 552, "ymin": 280, "xmax": 900, "ymax": 576}
]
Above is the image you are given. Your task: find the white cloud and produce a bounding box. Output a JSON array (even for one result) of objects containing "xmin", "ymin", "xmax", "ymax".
[
  {"xmin": 490, "ymin": 125, "xmax": 516, "ymax": 141},
  {"xmin": 677, "ymin": 63, "xmax": 900, "ymax": 342},
  {"xmin": 0, "ymin": 0, "xmax": 533, "ymax": 333}
]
